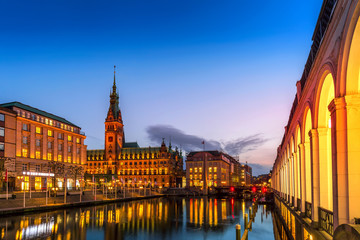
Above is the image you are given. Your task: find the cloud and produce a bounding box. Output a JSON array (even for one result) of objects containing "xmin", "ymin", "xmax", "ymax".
[{"xmin": 146, "ymin": 124, "xmax": 271, "ymax": 175}]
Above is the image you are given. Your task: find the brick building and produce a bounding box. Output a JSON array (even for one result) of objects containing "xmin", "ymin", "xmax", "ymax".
[
  {"xmin": 186, "ymin": 151, "xmax": 239, "ymax": 188},
  {"xmin": 0, "ymin": 102, "xmax": 87, "ymax": 191}
]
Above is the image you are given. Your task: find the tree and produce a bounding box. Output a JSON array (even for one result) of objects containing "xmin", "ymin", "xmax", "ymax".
[
  {"xmin": 68, "ymin": 165, "xmax": 84, "ymax": 190},
  {"xmin": 47, "ymin": 162, "xmax": 65, "ymax": 189}
]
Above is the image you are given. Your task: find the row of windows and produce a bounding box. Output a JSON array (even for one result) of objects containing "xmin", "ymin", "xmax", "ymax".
[
  {"xmin": 22, "ymin": 163, "xmax": 41, "ymax": 172},
  {"xmin": 24, "ymin": 124, "xmax": 80, "ymax": 143},
  {"xmin": 188, "ymin": 161, "xmax": 221, "ymax": 168},
  {"xmin": 24, "ymin": 139, "xmax": 80, "ymax": 153},
  {"xmin": 87, "ymin": 168, "xmax": 168, "ymax": 175},
  {"xmin": 18, "ymin": 110, "xmax": 77, "ymax": 133},
  {"xmin": 189, "ymin": 174, "xmax": 218, "ymax": 180},
  {"xmin": 22, "ymin": 148, "xmax": 81, "ymax": 162}
]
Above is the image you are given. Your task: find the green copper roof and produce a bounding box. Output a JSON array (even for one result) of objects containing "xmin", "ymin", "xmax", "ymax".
[
  {"xmin": 123, "ymin": 142, "xmax": 140, "ymax": 148},
  {"xmin": 0, "ymin": 101, "xmax": 80, "ymax": 128}
]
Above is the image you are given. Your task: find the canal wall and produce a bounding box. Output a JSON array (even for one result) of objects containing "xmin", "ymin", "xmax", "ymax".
[
  {"xmin": 274, "ymin": 193, "xmax": 331, "ymax": 240},
  {"xmin": 0, "ymin": 194, "xmax": 164, "ymax": 217}
]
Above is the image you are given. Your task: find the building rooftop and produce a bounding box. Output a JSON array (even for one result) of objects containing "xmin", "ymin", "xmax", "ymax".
[{"xmin": 0, "ymin": 101, "xmax": 80, "ymax": 128}]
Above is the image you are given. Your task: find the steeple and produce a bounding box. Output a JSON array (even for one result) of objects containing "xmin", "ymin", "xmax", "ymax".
[
  {"xmin": 107, "ymin": 65, "xmax": 122, "ymax": 123},
  {"xmin": 105, "ymin": 65, "xmax": 125, "ymax": 164}
]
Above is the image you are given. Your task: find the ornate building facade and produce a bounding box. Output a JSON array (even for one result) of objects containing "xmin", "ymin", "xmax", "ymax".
[{"xmin": 86, "ymin": 72, "xmax": 184, "ymax": 188}]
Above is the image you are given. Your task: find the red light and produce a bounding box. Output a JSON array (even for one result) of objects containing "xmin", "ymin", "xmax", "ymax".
[
  {"xmin": 230, "ymin": 187, "xmax": 235, "ymax": 192},
  {"xmin": 262, "ymin": 187, "xmax": 267, "ymax": 193},
  {"xmin": 252, "ymin": 187, "xmax": 256, "ymax": 193}
]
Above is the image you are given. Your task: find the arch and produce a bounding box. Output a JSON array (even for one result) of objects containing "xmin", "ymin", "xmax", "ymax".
[
  {"xmin": 316, "ymin": 73, "xmax": 335, "ymax": 211},
  {"xmin": 346, "ymin": 11, "xmax": 360, "ymax": 94},
  {"xmin": 295, "ymin": 124, "xmax": 302, "ymax": 199},
  {"xmin": 303, "ymin": 106, "xmax": 313, "ymax": 203}
]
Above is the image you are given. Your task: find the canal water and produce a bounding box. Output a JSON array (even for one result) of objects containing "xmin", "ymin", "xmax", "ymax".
[{"xmin": 0, "ymin": 197, "xmax": 276, "ymax": 240}]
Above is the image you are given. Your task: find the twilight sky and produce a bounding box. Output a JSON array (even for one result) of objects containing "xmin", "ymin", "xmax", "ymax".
[{"xmin": 0, "ymin": 1, "xmax": 323, "ymax": 175}]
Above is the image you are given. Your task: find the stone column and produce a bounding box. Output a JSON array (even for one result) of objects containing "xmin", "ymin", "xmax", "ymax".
[
  {"xmin": 310, "ymin": 129, "xmax": 320, "ymax": 226},
  {"xmin": 329, "ymin": 97, "xmax": 348, "ymax": 228},
  {"xmin": 344, "ymin": 95, "xmax": 360, "ymax": 223},
  {"xmin": 299, "ymin": 143, "xmax": 306, "ymax": 213}
]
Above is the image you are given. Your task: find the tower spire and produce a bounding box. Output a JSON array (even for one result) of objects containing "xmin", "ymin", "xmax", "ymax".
[{"xmin": 113, "ymin": 65, "xmax": 117, "ymax": 93}]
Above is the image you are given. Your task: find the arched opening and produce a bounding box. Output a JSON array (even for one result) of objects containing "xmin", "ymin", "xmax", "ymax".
[
  {"xmin": 317, "ymin": 73, "xmax": 335, "ymax": 211},
  {"xmin": 346, "ymin": 14, "xmax": 360, "ymax": 221},
  {"xmin": 304, "ymin": 108, "xmax": 313, "ymax": 203},
  {"xmin": 290, "ymin": 137, "xmax": 295, "ymax": 202},
  {"xmin": 296, "ymin": 125, "xmax": 301, "ymax": 200},
  {"xmin": 346, "ymin": 15, "xmax": 360, "ymax": 93}
]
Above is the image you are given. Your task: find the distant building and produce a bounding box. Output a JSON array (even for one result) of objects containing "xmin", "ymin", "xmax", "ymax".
[
  {"xmin": 252, "ymin": 172, "xmax": 271, "ymax": 186},
  {"xmin": 0, "ymin": 102, "xmax": 87, "ymax": 191},
  {"xmin": 186, "ymin": 151, "xmax": 239, "ymax": 188},
  {"xmin": 240, "ymin": 163, "xmax": 252, "ymax": 185},
  {"xmin": 86, "ymin": 72, "xmax": 184, "ymax": 188}
]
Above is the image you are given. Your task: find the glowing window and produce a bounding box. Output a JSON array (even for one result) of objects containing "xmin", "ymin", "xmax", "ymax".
[
  {"xmin": 58, "ymin": 154, "xmax": 62, "ymax": 162},
  {"xmin": 36, "ymin": 151, "xmax": 41, "ymax": 159},
  {"xmin": 47, "ymin": 153, "xmax": 52, "ymax": 160},
  {"xmin": 22, "ymin": 148, "xmax": 28, "ymax": 157},
  {"xmin": 48, "ymin": 130, "xmax": 53, "ymax": 137},
  {"xmin": 36, "ymin": 127, "xmax": 41, "ymax": 134},
  {"xmin": 68, "ymin": 135, "xmax": 72, "ymax": 141}
]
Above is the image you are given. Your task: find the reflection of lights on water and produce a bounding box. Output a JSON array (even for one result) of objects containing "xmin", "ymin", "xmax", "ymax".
[{"xmin": 21, "ymin": 220, "xmax": 54, "ymax": 239}]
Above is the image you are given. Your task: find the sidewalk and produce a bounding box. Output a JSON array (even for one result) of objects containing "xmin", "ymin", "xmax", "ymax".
[{"xmin": 0, "ymin": 189, "xmax": 163, "ymax": 216}]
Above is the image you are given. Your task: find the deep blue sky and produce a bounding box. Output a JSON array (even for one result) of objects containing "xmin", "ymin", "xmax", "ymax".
[{"xmin": 0, "ymin": 1, "xmax": 323, "ymax": 174}]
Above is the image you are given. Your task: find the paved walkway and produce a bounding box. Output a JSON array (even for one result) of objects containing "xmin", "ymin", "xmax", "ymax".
[{"xmin": 0, "ymin": 189, "xmax": 161, "ymax": 212}]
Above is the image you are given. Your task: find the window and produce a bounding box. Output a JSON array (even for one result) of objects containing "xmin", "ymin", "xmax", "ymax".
[
  {"xmin": 31, "ymin": 114, "xmax": 36, "ymax": 121},
  {"xmin": 36, "ymin": 127, "xmax": 41, "ymax": 134},
  {"xmin": 214, "ymin": 167, "xmax": 217, "ymax": 172},
  {"xmin": 0, "ymin": 143, "xmax": 4, "ymax": 151},
  {"xmin": 36, "ymin": 151, "xmax": 41, "ymax": 159},
  {"xmin": 22, "ymin": 148, "xmax": 28, "ymax": 157},
  {"xmin": 45, "ymin": 119, "xmax": 49, "ymax": 125},
  {"xmin": 68, "ymin": 135, "xmax": 72, "ymax": 141},
  {"xmin": 22, "ymin": 136, "xmax": 28, "ymax": 144},
  {"xmin": 49, "ymin": 120, "xmax": 53, "ymax": 126},
  {"xmin": 22, "ymin": 123, "xmax": 29, "ymax": 131},
  {"xmin": 36, "ymin": 139, "xmax": 41, "ymax": 147},
  {"xmin": 58, "ymin": 144, "xmax": 62, "ymax": 151},
  {"xmin": 58, "ymin": 154, "xmax": 62, "ymax": 162},
  {"xmin": 77, "ymin": 148, "xmax": 80, "ymax": 154},
  {"xmin": 22, "ymin": 163, "xmax": 28, "ymax": 171},
  {"xmin": 47, "ymin": 142, "xmax": 52, "ymax": 149},
  {"xmin": 0, "ymin": 127, "xmax": 4, "ymax": 137},
  {"xmin": 35, "ymin": 165, "xmax": 40, "ymax": 172},
  {"xmin": 76, "ymin": 138, "xmax": 80, "ymax": 144},
  {"xmin": 47, "ymin": 153, "xmax": 52, "ymax": 160},
  {"xmin": 67, "ymin": 156, "xmax": 71, "ymax": 162},
  {"xmin": 68, "ymin": 146, "xmax": 72, "ymax": 153},
  {"xmin": 48, "ymin": 130, "xmax": 53, "ymax": 137},
  {"xmin": 58, "ymin": 133, "xmax": 63, "ymax": 139},
  {"xmin": 0, "ymin": 114, "xmax": 4, "ymax": 121}
]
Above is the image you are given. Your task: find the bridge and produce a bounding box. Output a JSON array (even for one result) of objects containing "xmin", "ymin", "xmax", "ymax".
[{"xmin": 271, "ymin": 0, "xmax": 360, "ymax": 239}]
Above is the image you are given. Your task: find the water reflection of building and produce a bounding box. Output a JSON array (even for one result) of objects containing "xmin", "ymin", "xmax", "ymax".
[
  {"xmin": 86, "ymin": 71, "xmax": 184, "ymax": 188},
  {"xmin": 0, "ymin": 102, "xmax": 87, "ymax": 191}
]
